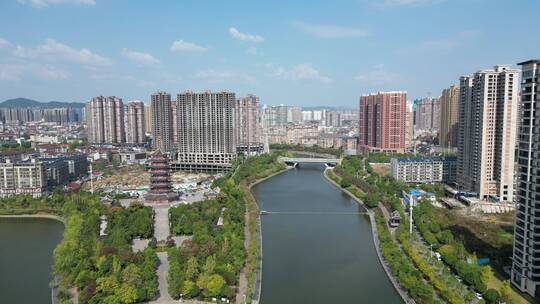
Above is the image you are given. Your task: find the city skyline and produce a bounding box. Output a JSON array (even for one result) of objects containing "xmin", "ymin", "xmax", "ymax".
[{"xmin": 1, "ymin": 0, "xmax": 539, "ymax": 106}]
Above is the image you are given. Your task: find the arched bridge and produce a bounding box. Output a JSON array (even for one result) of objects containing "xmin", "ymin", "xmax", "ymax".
[{"xmin": 279, "ymin": 157, "xmax": 341, "ymax": 167}]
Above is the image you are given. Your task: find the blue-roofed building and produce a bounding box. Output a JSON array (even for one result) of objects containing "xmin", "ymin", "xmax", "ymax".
[
  {"xmin": 402, "ymin": 188, "xmax": 436, "ymax": 207},
  {"xmin": 391, "ymin": 156, "xmax": 457, "ymax": 184}
]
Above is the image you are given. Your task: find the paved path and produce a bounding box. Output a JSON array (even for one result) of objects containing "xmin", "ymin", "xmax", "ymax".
[
  {"xmin": 154, "ymin": 206, "xmax": 170, "ymax": 241},
  {"xmin": 236, "ymin": 201, "xmax": 250, "ymax": 304},
  {"xmin": 149, "ymin": 252, "xmax": 173, "ymax": 304}
]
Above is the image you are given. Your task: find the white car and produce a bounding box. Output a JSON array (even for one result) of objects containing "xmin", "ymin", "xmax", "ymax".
[{"xmin": 475, "ymin": 292, "xmax": 483, "ymax": 300}]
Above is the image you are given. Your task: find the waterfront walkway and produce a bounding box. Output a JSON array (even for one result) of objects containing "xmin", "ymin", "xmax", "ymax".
[{"xmin": 323, "ymin": 169, "xmax": 415, "ymax": 304}]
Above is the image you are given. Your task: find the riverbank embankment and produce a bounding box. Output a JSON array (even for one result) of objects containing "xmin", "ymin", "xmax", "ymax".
[
  {"xmin": 238, "ymin": 165, "xmax": 293, "ymax": 304},
  {"xmin": 322, "ymin": 168, "xmax": 413, "ymax": 304},
  {"xmin": 0, "ymin": 213, "xmax": 65, "ymax": 224}
]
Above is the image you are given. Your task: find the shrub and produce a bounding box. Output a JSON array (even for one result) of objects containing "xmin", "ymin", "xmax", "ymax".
[{"xmin": 483, "ymin": 289, "xmax": 500, "ymax": 304}]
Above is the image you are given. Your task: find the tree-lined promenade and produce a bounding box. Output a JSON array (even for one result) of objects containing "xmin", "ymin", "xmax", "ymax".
[
  {"xmin": 329, "ymin": 155, "xmax": 530, "ymax": 304},
  {"xmin": 164, "ymin": 153, "xmax": 287, "ymax": 303}
]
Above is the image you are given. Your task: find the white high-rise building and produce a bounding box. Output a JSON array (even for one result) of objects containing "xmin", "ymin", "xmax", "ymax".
[
  {"xmin": 457, "ymin": 65, "xmax": 518, "ymax": 203},
  {"xmin": 175, "ymin": 91, "xmax": 236, "ymax": 171},
  {"xmin": 512, "ymin": 59, "xmax": 540, "ymax": 297}
]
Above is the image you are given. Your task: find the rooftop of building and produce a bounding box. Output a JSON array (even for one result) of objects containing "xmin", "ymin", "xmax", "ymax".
[
  {"xmin": 518, "ymin": 59, "xmax": 540, "ymax": 65},
  {"xmin": 361, "ymin": 91, "xmax": 407, "ymax": 96},
  {"xmin": 393, "ymin": 155, "xmax": 457, "ymax": 162},
  {"xmin": 405, "ymin": 188, "xmax": 435, "ymax": 197}
]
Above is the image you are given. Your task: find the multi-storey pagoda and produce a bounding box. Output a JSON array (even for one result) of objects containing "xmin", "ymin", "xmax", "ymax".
[{"xmin": 145, "ymin": 151, "xmax": 176, "ymax": 204}]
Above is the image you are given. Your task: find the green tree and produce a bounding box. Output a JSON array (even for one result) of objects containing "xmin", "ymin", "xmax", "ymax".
[
  {"xmin": 185, "ymin": 257, "xmax": 199, "ymax": 280},
  {"xmin": 206, "ymin": 274, "xmax": 225, "ymax": 297},
  {"xmin": 115, "ymin": 283, "xmax": 139, "ymax": 303},
  {"xmin": 182, "ymin": 280, "xmax": 200, "ymax": 298},
  {"xmin": 499, "ymin": 280, "xmax": 513, "ymax": 304},
  {"xmin": 203, "ymin": 256, "xmax": 216, "ymax": 275},
  {"xmin": 121, "ymin": 264, "xmax": 142, "ymax": 287},
  {"xmin": 483, "ymin": 289, "xmax": 500, "ymax": 304}
]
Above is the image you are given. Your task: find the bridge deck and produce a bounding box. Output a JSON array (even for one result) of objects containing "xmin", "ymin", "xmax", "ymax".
[
  {"xmin": 260, "ymin": 211, "xmax": 368, "ymax": 215},
  {"xmin": 279, "ymin": 157, "xmax": 341, "ymax": 164}
]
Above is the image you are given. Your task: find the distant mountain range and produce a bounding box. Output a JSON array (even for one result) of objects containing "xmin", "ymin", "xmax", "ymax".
[{"xmin": 0, "ymin": 98, "xmax": 85, "ymax": 108}]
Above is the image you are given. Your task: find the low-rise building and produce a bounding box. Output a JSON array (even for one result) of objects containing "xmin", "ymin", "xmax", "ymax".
[
  {"xmin": 391, "ymin": 156, "xmax": 457, "ymax": 183},
  {"xmin": 402, "ymin": 188, "xmax": 436, "ymax": 207},
  {"xmin": 116, "ymin": 150, "xmax": 147, "ymax": 164},
  {"xmin": 40, "ymin": 157, "xmax": 70, "ymax": 187}
]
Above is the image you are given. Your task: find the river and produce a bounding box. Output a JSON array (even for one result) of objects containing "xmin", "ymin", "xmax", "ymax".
[
  {"xmin": 253, "ymin": 164, "xmax": 402, "ymax": 304},
  {"xmin": 0, "ymin": 217, "xmax": 64, "ymax": 304}
]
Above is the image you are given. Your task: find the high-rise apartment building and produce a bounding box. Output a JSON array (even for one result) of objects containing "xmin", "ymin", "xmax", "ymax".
[
  {"xmin": 405, "ymin": 102, "xmax": 414, "ymax": 148},
  {"xmin": 512, "ymin": 59, "xmax": 540, "ymax": 297},
  {"xmin": 289, "ymin": 106, "xmax": 302, "ymax": 124},
  {"xmin": 439, "ymin": 85, "xmax": 460, "ymax": 148},
  {"xmin": 174, "ymin": 91, "xmax": 236, "ymax": 171},
  {"xmin": 171, "ymin": 99, "xmax": 179, "ymax": 145},
  {"xmin": 457, "ymin": 65, "xmax": 518, "ymax": 203},
  {"xmin": 86, "ymin": 96, "xmax": 125, "ymax": 144},
  {"xmin": 151, "ymin": 92, "xmax": 174, "ymax": 153},
  {"xmin": 144, "ymin": 104, "xmax": 153, "ymax": 134},
  {"xmin": 414, "ymin": 97, "xmax": 440, "ymax": 132},
  {"xmin": 235, "ymin": 95, "xmax": 262, "ymax": 150},
  {"xmin": 262, "ymin": 105, "xmax": 303, "ymax": 127},
  {"xmin": 325, "ymin": 111, "xmax": 342, "ymax": 127},
  {"xmin": 126, "ymin": 101, "xmax": 146, "ymax": 145},
  {"xmin": 358, "ymin": 91, "xmax": 407, "ymax": 153}
]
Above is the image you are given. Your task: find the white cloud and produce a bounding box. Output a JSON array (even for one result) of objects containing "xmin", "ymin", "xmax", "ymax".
[
  {"xmin": 266, "ymin": 63, "xmax": 332, "ymax": 84},
  {"xmin": 18, "ymin": 0, "xmax": 96, "ymax": 8},
  {"xmin": 195, "ymin": 69, "xmax": 256, "ymax": 83},
  {"xmin": 0, "ymin": 38, "xmax": 12, "ymax": 49},
  {"xmin": 170, "ymin": 40, "xmax": 207, "ymax": 52},
  {"xmin": 229, "ymin": 27, "xmax": 264, "ymax": 43},
  {"xmin": 292, "ymin": 21, "xmax": 369, "ymax": 38},
  {"xmin": 0, "ymin": 63, "xmax": 69, "ymax": 81},
  {"xmin": 354, "ymin": 64, "xmax": 399, "ymax": 86},
  {"xmin": 121, "ymin": 48, "xmax": 159, "ymax": 66},
  {"xmin": 13, "ymin": 38, "xmax": 112, "ymax": 67}
]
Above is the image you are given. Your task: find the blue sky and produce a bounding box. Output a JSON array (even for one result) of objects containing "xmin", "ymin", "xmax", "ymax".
[{"xmin": 0, "ymin": 0, "xmax": 538, "ymax": 107}]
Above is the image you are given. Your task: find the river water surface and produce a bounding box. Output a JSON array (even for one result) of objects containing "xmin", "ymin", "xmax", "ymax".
[
  {"xmin": 253, "ymin": 164, "xmax": 402, "ymax": 304},
  {"xmin": 0, "ymin": 217, "xmax": 64, "ymax": 304}
]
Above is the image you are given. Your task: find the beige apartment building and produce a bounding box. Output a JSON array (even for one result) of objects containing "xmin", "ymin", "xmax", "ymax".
[
  {"xmin": 235, "ymin": 94, "xmax": 262, "ymax": 152},
  {"xmin": 439, "ymin": 85, "xmax": 460, "ymax": 149},
  {"xmin": 144, "ymin": 104, "xmax": 152, "ymax": 134},
  {"xmin": 151, "ymin": 92, "xmax": 174, "ymax": 153},
  {"xmin": 174, "ymin": 91, "xmax": 236, "ymax": 171},
  {"xmin": 457, "ymin": 65, "xmax": 518, "ymax": 203},
  {"xmin": 0, "ymin": 159, "xmax": 46, "ymax": 198},
  {"xmin": 86, "ymin": 96, "xmax": 125, "ymax": 144},
  {"xmin": 126, "ymin": 101, "xmax": 146, "ymax": 145},
  {"xmin": 286, "ymin": 124, "xmax": 319, "ymax": 145}
]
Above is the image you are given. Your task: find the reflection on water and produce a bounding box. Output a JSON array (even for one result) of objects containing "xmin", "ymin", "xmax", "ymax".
[{"xmin": 254, "ymin": 163, "xmax": 402, "ymax": 304}]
